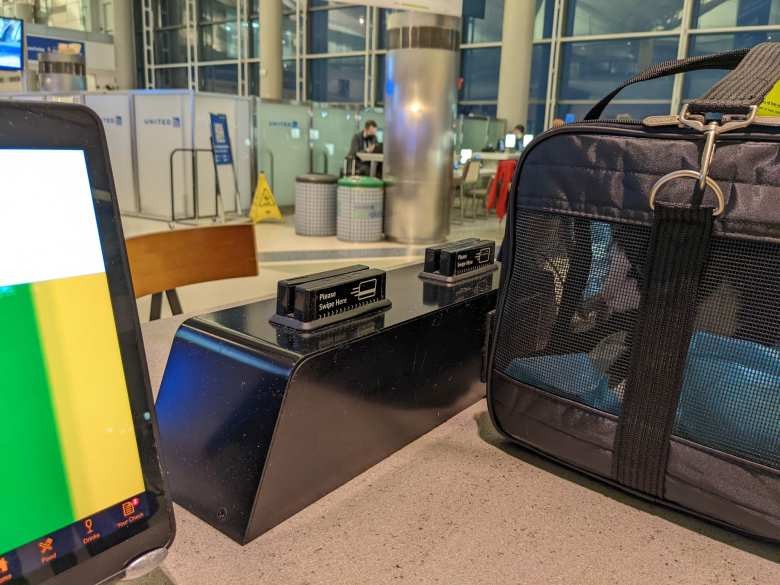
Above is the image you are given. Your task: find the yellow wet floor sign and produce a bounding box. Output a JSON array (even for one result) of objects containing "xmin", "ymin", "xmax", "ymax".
[{"xmin": 250, "ymin": 172, "xmax": 283, "ymax": 223}]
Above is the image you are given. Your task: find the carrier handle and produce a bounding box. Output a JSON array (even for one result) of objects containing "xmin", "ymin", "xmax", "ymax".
[{"xmin": 585, "ymin": 43, "xmax": 780, "ymax": 120}]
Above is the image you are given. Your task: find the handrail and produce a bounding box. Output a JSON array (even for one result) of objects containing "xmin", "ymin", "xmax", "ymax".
[{"xmin": 169, "ymin": 147, "xmax": 218, "ymax": 224}]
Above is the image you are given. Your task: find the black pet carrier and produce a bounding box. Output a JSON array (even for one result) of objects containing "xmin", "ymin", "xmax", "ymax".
[{"xmin": 487, "ymin": 42, "xmax": 780, "ymax": 541}]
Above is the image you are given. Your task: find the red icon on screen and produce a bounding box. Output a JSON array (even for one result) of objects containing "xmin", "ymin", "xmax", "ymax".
[
  {"xmin": 122, "ymin": 501, "xmax": 136, "ymax": 517},
  {"xmin": 84, "ymin": 518, "xmax": 94, "ymax": 534},
  {"xmin": 38, "ymin": 538, "xmax": 54, "ymax": 555},
  {"xmin": 0, "ymin": 557, "xmax": 8, "ymax": 574}
]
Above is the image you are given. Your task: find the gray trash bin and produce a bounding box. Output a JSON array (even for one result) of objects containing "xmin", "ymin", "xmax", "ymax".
[
  {"xmin": 337, "ymin": 176, "xmax": 385, "ymax": 242},
  {"xmin": 295, "ymin": 173, "xmax": 338, "ymax": 236}
]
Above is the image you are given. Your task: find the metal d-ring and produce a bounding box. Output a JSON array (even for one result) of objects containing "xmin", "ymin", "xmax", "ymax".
[{"xmin": 648, "ymin": 169, "xmax": 725, "ymax": 216}]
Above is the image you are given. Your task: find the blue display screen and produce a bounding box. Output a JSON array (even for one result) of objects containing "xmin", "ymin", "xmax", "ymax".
[{"xmin": 0, "ymin": 18, "xmax": 23, "ymax": 71}]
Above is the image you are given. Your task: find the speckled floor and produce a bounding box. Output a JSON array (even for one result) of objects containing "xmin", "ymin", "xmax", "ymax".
[{"xmin": 134, "ymin": 316, "xmax": 779, "ymax": 585}]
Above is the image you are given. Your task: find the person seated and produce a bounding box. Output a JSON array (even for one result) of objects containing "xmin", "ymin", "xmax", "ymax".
[{"xmin": 346, "ymin": 119, "xmax": 379, "ymax": 176}]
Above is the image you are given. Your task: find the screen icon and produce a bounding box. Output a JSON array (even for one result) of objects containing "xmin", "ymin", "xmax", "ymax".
[
  {"xmin": 37, "ymin": 538, "xmax": 54, "ymax": 555},
  {"xmin": 0, "ymin": 557, "xmax": 8, "ymax": 573},
  {"xmin": 122, "ymin": 501, "xmax": 136, "ymax": 517},
  {"xmin": 351, "ymin": 278, "xmax": 378, "ymax": 301},
  {"xmin": 84, "ymin": 518, "xmax": 94, "ymax": 534}
]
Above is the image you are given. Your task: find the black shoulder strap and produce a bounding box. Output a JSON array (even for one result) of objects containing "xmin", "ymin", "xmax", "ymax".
[
  {"xmin": 689, "ymin": 42, "xmax": 780, "ymax": 114},
  {"xmin": 586, "ymin": 42, "xmax": 780, "ymax": 120},
  {"xmin": 613, "ymin": 203, "xmax": 713, "ymax": 496},
  {"xmin": 585, "ymin": 49, "xmax": 748, "ymax": 120}
]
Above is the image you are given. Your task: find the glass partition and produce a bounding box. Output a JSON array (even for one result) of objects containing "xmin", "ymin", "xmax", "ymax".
[
  {"xmin": 255, "ymin": 101, "xmax": 312, "ymax": 207},
  {"xmin": 311, "ymin": 103, "xmax": 360, "ymax": 175}
]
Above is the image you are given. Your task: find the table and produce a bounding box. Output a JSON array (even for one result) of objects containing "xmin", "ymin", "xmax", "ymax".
[
  {"xmin": 137, "ymin": 313, "xmax": 779, "ymax": 585},
  {"xmin": 356, "ymin": 151, "xmax": 383, "ymax": 177}
]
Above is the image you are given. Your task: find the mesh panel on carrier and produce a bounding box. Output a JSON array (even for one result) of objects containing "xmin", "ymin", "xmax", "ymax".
[{"xmin": 496, "ymin": 210, "xmax": 780, "ymax": 469}]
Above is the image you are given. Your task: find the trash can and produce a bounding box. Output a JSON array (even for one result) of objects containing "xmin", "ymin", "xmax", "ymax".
[
  {"xmin": 295, "ymin": 173, "xmax": 338, "ymax": 236},
  {"xmin": 337, "ymin": 176, "xmax": 385, "ymax": 242}
]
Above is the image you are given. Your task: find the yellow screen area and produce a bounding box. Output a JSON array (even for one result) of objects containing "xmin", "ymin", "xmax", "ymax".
[{"xmin": 0, "ymin": 149, "xmax": 145, "ymax": 556}]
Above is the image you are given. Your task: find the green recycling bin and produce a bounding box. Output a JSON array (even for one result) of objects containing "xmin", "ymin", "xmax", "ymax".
[{"xmin": 337, "ymin": 176, "xmax": 385, "ymax": 242}]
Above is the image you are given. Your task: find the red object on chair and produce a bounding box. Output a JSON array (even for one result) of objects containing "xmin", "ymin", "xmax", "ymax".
[{"xmin": 486, "ymin": 159, "xmax": 517, "ymax": 220}]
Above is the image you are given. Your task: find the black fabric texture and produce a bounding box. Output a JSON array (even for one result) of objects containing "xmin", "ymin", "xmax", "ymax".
[
  {"xmin": 491, "ymin": 373, "xmax": 616, "ymax": 478},
  {"xmin": 516, "ymin": 131, "xmax": 780, "ymax": 243},
  {"xmin": 665, "ymin": 439, "xmax": 780, "ymax": 541},
  {"xmin": 613, "ymin": 204, "xmax": 714, "ymax": 496},
  {"xmin": 488, "ymin": 373, "xmax": 780, "ymax": 541},
  {"xmin": 488, "ymin": 118, "xmax": 780, "ymax": 541},
  {"xmin": 689, "ymin": 42, "xmax": 780, "ymax": 114}
]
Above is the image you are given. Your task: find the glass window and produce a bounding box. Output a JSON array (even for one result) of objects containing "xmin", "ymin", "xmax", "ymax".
[
  {"xmin": 460, "ymin": 47, "xmax": 501, "ymax": 101},
  {"xmin": 155, "ymin": 67, "xmax": 189, "ymax": 89},
  {"xmin": 376, "ymin": 54, "xmax": 386, "ymax": 106},
  {"xmin": 694, "ymin": 0, "xmax": 780, "ymax": 28},
  {"xmin": 156, "ymin": 0, "xmax": 185, "ymax": 27},
  {"xmin": 530, "ymin": 43, "xmax": 550, "ymax": 101},
  {"xmin": 308, "ymin": 57, "xmax": 365, "ymax": 102},
  {"xmin": 462, "ymin": 0, "xmax": 504, "ymax": 44},
  {"xmin": 247, "ymin": 13, "xmax": 294, "ymax": 60},
  {"xmin": 559, "ymin": 37, "xmax": 680, "ymax": 101},
  {"xmin": 199, "ymin": 64, "xmax": 239, "ymax": 94},
  {"xmin": 283, "ymin": 59, "xmax": 297, "ymax": 100},
  {"xmin": 154, "ymin": 28, "xmax": 188, "ymax": 65},
  {"xmin": 556, "ymin": 102, "xmax": 671, "ymax": 123},
  {"xmin": 248, "ymin": 18, "xmax": 260, "ymax": 59},
  {"xmin": 199, "ymin": 22, "xmax": 238, "ymax": 61},
  {"xmin": 683, "ymin": 31, "xmax": 780, "ymax": 99},
  {"xmin": 534, "ymin": 0, "xmax": 555, "ymax": 39},
  {"xmin": 527, "ymin": 44, "xmax": 550, "ymax": 134},
  {"xmin": 249, "ymin": 61, "xmax": 260, "ymax": 96},
  {"xmin": 378, "ymin": 8, "xmax": 397, "ymax": 49},
  {"xmin": 283, "ymin": 12, "xmax": 297, "ymax": 59},
  {"xmin": 199, "ymin": 0, "xmax": 237, "ymax": 23},
  {"xmin": 308, "ymin": 6, "xmax": 367, "ymax": 54},
  {"xmin": 249, "ymin": 60, "xmax": 296, "ymax": 99},
  {"xmin": 526, "ymin": 103, "xmax": 546, "ymax": 135},
  {"xmin": 565, "ymin": 0, "xmax": 682, "ymax": 36},
  {"xmin": 459, "ymin": 104, "xmax": 498, "ymax": 117}
]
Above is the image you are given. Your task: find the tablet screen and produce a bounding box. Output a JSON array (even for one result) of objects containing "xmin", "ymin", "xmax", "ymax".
[{"xmin": 0, "ymin": 149, "xmax": 153, "ymax": 585}]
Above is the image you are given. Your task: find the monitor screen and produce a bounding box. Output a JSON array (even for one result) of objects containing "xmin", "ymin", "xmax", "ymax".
[
  {"xmin": 522, "ymin": 134, "xmax": 534, "ymax": 147},
  {"xmin": 0, "ymin": 149, "xmax": 151, "ymax": 585},
  {"xmin": 0, "ymin": 18, "xmax": 23, "ymax": 71},
  {"xmin": 504, "ymin": 133, "xmax": 517, "ymax": 149}
]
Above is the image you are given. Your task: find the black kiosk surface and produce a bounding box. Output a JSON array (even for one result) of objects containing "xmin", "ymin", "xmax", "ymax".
[
  {"xmin": 0, "ymin": 102, "xmax": 174, "ymax": 585},
  {"xmin": 156, "ymin": 263, "xmax": 498, "ymax": 544}
]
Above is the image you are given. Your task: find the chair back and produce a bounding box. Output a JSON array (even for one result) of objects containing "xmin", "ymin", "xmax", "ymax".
[
  {"xmin": 464, "ymin": 159, "xmax": 482, "ymax": 184},
  {"xmin": 125, "ymin": 224, "xmax": 258, "ymax": 299}
]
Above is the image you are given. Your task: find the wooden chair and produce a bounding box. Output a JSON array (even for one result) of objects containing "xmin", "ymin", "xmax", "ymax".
[{"xmin": 125, "ymin": 224, "xmax": 258, "ymax": 321}]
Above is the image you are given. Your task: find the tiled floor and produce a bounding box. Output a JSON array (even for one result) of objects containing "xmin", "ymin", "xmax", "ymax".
[{"xmin": 122, "ymin": 213, "xmax": 504, "ymax": 323}]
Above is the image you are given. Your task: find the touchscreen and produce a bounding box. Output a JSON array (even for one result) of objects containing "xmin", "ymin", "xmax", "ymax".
[{"xmin": 0, "ymin": 150, "xmax": 150, "ymax": 584}]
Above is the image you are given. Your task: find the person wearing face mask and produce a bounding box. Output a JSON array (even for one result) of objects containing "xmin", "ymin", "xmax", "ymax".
[{"xmin": 347, "ymin": 120, "xmax": 379, "ymax": 175}]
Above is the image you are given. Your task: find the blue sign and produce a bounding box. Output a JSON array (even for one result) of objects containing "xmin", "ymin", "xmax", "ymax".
[
  {"xmin": 0, "ymin": 18, "xmax": 23, "ymax": 71},
  {"xmin": 27, "ymin": 35, "xmax": 84, "ymax": 62},
  {"xmin": 209, "ymin": 113, "xmax": 233, "ymax": 166},
  {"xmin": 102, "ymin": 115, "xmax": 123, "ymax": 127}
]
